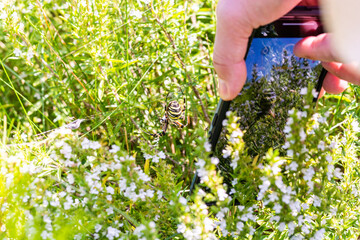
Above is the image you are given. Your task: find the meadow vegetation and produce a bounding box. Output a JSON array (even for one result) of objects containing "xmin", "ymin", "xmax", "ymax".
[{"xmin": 1, "ymin": 0, "xmax": 360, "ymax": 239}]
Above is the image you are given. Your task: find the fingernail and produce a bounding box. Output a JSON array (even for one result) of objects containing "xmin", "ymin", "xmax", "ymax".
[{"xmin": 219, "ymin": 78, "xmax": 229, "ymax": 100}]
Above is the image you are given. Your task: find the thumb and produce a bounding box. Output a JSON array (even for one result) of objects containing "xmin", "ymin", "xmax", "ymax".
[{"xmin": 213, "ymin": 0, "xmax": 302, "ymax": 100}]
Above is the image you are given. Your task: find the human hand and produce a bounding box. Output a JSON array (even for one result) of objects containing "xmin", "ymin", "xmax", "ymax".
[
  {"xmin": 213, "ymin": 0, "xmax": 349, "ymax": 101},
  {"xmin": 213, "ymin": 0, "xmax": 305, "ymax": 100}
]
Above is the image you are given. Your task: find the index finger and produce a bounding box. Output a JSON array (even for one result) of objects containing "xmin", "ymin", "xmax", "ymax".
[{"xmin": 293, "ymin": 33, "xmax": 341, "ymax": 62}]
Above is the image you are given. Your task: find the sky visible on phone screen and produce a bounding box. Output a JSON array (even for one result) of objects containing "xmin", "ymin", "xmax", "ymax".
[{"xmin": 246, "ymin": 38, "xmax": 320, "ymax": 81}]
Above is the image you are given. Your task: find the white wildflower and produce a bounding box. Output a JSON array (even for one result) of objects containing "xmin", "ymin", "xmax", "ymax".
[
  {"xmin": 327, "ymin": 164, "xmax": 334, "ymax": 180},
  {"xmin": 300, "ymin": 87, "xmax": 308, "ymax": 95},
  {"xmin": 138, "ymin": 170, "xmax": 151, "ymax": 182},
  {"xmin": 222, "ymin": 148, "xmax": 231, "ymax": 158},
  {"xmin": 130, "ymin": 9, "xmax": 142, "ymax": 18},
  {"xmin": 106, "ymin": 226, "xmax": 121, "ymax": 240},
  {"xmin": 143, "ymin": 153, "xmax": 152, "ymax": 160},
  {"xmin": 109, "ymin": 145, "xmax": 120, "ymax": 153},
  {"xmin": 318, "ymin": 116, "xmax": 327, "ymax": 123},
  {"xmin": 268, "ymin": 192, "xmax": 279, "ymax": 202},
  {"xmin": 330, "ymin": 207, "xmax": 337, "ymax": 216},
  {"xmin": 177, "ymin": 223, "xmax": 186, "ymax": 233},
  {"xmin": 106, "ymin": 207, "xmax": 114, "ymax": 215},
  {"xmin": 258, "ymin": 177, "xmax": 271, "ymax": 200},
  {"xmin": 204, "ymin": 217, "xmax": 215, "ymax": 232},
  {"xmin": 321, "ymin": 219, "xmax": 327, "ymax": 225},
  {"xmin": 74, "ymin": 234, "xmax": 82, "ymax": 240},
  {"xmin": 196, "ymin": 159, "xmax": 206, "ymax": 168},
  {"xmin": 152, "ymin": 155, "xmax": 160, "ymax": 163},
  {"xmin": 273, "ymin": 203, "xmax": 282, "ymax": 214},
  {"xmin": 188, "ymin": 34, "xmax": 197, "ymax": 45},
  {"xmin": 14, "ymin": 48, "xmax": 22, "ymax": 57},
  {"xmin": 312, "ymin": 89, "xmax": 319, "ymax": 98},
  {"xmin": 204, "ymin": 141, "xmax": 211, "ymax": 152},
  {"xmin": 302, "ymin": 203, "xmax": 309, "ymax": 210},
  {"xmin": 317, "ymin": 141, "xmax": 325, "ymax": 151},
  {"xmin": 282, "ymin": 194, "xmax": 291, "ymax": 204},
  {"xmin": 64, "ymin": 196, "xmax": 73, "ymax": 210},
  {"xmin": 26, "ymin": 49, "xmax": 34, "ymax": 60},
  {"xmin": 222, "ymin": 119, "xmax": 228, "ymax": 126},
  {"xmin": 301, "ymin": 111, "xmax": 307, "ymax": 118},
  {"xmin": 302, "ymin": 167, "xmax": 315, "ymax": 181},
  {"xmin": 211, "ymin": 157, "xmax": 219, "ymax": 165},
  {"xmin": 249, "ymin": 226, "xmax": 255, "ymax": 235},
  {"xmin": 134, "ymin": 224, "xmax": 146, "ymax": 236},
  {"xmin": 307, "ymin": 180, "xmax": 314, "ymax": 192},
  {"xmin": 22, "ymin": 195, "xmax": 30, "ymax": 203},
  {"xmin": 310, "ymin": 228, "xmax": 325, "ymax": 240},
  {"xmin": 284, "ymin": 125, "xmax": 291, "ymax": 134},
  {"xmin": 106, "ymin": 186, "xmax": 115, "ymax": 195},
  {"xmin": 325, "ymin": 155, "xmax": 332, "ymax": 163},
  {"xmin": 60, "ymin": 142, "xmax": 72, "ymax": 159},
  {"xmin": 288, "ymin": 161, "xmax": 298, "ymax": 171},
  {"xmin": 334, "ymin": 168, "xmax": 343, "ymax": 179},
  {"xmin": 81, "ymin": 138, "xmax": 101, "ymax": 150},
  {"xmin": 234, "ymin": 206, "xmax": 244, "ymax": 213},
  {"xmin": 301, "ymin": 145, "xmax": 308, "ymax": 153},
  {"xmin": 41, "ymin": 231, "xmax": 50, "ymax": 240},
  {"xmin": 67, "ymin": 174, "xmax": 74, "ymax": 184},
  {"xmin": 288, "ymin": 221, "xmax": 296, "ymax": 235},
  {"xmin": 283, "ymin": 141, "xmax": 290, "ymax": 149},
  {"xmin": 287, "ymin": 149, "xmax": 294, "ymax": 157},
  {"xmin": 157, "ymin": 190, "xmax": 163, "ymax": 200},
  {"xmin": 289, "ymin": 200, "xmax": 301, "ymax": 216},
  {"xmin": 272, "ymin": 160, "xmax": 285, "ymax": 175},
  {"xmin": 313, "ymin": 195, "xmax": 321, "ymax": 207},
  {"xmin": 299, "ymin": 128, "xmax": 306, "ymax": 141},
  {"xmin": 278, "ymin": 222, "xmax": 286, "ymax": 232},
  {"xmin": 146, "ymin": 189, "xmax": 154, "ymax": 198},
  {"xmin": 352, "ymin": 120, "xmax": 360, "ymax": 131},
  {"xmin": 236, "ymin": 221, "xmax": 244, "ymax": 232},
  {"xmin": 157, "ymin": 151, "xmax": 166, "ymax": 159},
  {"xmin": 217, "ymin": 188, "xmax": 228, "ymax": 201},
  {"xmin": 191, "ymin": 3, "xmax": 200, "ymax": 12},
  {"xmin": 270, "ymin": 216, "xmax": 281, "ymax": 223}
]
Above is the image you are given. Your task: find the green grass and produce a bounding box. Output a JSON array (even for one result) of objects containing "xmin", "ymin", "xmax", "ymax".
[{"xmin": 1, "ymin": 0, "xmax": 360, "ymax": 239}]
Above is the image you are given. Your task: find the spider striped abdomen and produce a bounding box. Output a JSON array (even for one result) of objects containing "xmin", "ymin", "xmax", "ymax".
[
  {"xmin": 167, "ymin": 101, "xmax": 182, "ymax": 121},
  {"xmin": 146, "ymin": 95, "xmax": 188, "ymax": 138}
]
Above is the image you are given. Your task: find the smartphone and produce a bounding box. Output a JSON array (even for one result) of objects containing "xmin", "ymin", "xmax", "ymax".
[{"xmin": 207, "ymin": 7, "xmax": 326, "ymax": 185}]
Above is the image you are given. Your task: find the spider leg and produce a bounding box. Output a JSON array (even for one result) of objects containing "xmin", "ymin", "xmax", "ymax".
[
  {"xmin": 180, "ymin": 97, "xmax": 189, "ymax": 126},
  {"xmin": 148, "ymin": 119, "xmax": 168, "ymax": 138},
  {"xmin": 172, "ymin": 119, "xmax": 189, "ymax": 129},
  {"xmin": 180, "ymin": 96, "xmax": 187, "ymax": 120},
  {"xmin": 161, "ymin": 118, "xmax": 169, "ymax": 135}
]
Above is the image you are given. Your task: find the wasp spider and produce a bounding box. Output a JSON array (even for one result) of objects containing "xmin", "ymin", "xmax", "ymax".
[{"xmin": 148, "ymin": 93, "xmax": 189, "ymax": 138}]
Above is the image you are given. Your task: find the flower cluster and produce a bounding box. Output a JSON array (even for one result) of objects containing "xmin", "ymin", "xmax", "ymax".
[
  {"xmin": 0, "ymin": 130, "xmax": 165, "ymax": 239},
  {"xmin": 206, "ymin": 86, "xmax": 358, "ymax": 239}
]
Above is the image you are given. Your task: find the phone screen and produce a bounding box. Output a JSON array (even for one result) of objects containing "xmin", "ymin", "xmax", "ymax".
[
  {"xmin": 213, "ymin": 24, "xmax": 324, "ymax": 184},
  {"xmin": 246, "ymin": 38, "xmax": 320, "ymax": 79}
]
